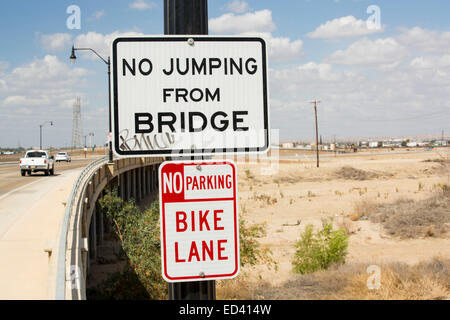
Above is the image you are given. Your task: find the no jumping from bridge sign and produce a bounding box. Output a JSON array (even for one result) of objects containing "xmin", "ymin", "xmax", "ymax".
[{"xmin": 111, "ymin": 36, "xmax": 269, "ymax": 157}]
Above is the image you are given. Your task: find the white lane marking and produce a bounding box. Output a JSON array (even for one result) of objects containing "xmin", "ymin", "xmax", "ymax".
[{"xmin": 0, "ymin": 178, "xmax": 45, "ymax": 201}]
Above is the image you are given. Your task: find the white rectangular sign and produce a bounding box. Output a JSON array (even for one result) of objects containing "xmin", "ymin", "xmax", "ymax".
[
  {"xmin": 111, "ymin": 36, "xmax": 269, "ymax": 157},
  {"xmin": 159, "ymin": 160, "xmax": 239, "ymax": 282}
]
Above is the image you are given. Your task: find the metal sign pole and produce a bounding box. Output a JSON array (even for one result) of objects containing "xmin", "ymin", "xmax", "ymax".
[{"xmin": 164, "ymin": 0, "xmax": 215, "ymax": 301}]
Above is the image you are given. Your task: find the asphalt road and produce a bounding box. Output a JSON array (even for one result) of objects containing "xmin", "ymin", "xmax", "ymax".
[{"xmin": 0, "ymin": 158, "xmax": 94, "ymax": 199}]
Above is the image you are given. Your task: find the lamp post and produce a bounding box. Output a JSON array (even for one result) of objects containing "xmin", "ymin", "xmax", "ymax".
[
  {"xmin": 39, "ymin": 120, "xmax": 53, "ymax": 150},
  {"xmin": 70, "ymin": 46, "xmax": 113, "ymax": 163}
]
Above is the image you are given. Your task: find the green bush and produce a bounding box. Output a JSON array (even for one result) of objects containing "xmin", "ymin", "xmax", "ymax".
[
  {"xmin": 239, "ymin": 216, "xmax": 276, "ymax": 269},
  {"xmin": 292, "ymin": 222, "xmax": 349, "ymax": 274},
  {"xmin": 97, "ymin": 189, "xmax": 167, "ymax": 300}
]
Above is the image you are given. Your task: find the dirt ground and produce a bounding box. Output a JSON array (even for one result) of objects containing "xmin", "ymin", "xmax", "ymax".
[{"xmin": 220, "ymin": 148, "xmax": 450, "ymax": 299}]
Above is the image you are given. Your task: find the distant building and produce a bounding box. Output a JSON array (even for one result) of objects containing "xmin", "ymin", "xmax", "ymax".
[
  {"xmin": 281, "ymin": 142, "xmax": 294, "ymax": 148},
  {"xmin": 432, "ymin": 140, "xmax": 448, "ymax": 147},
  {"xmin": 417, "ymin": 142, "xmax": 427, "ymax": 147},
  {"xmin": 369, "ymin": 141, "xmax": 379, "ymax": 148}
]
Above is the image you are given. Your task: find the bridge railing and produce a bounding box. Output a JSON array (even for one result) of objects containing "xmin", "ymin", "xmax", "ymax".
[{"xmin": 53, "ymin": 156, "xmax": 163, "ymax": 300}]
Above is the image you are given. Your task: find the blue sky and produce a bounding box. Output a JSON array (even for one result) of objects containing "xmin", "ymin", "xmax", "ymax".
[{"xmin": 1, "ymin": 0, "xmax": 450, "ymax": 148}]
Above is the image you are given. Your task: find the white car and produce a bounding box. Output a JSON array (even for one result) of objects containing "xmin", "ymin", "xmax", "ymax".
[
  {"xmin": 55, "ymin": 152, "xmax": 71, "ymax": 162},
  {"xmin": 20, "ymin": 150, "xmax": 55, "ymax": 176}
]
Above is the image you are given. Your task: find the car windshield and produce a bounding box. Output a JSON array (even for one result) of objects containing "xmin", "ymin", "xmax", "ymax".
[
  {"xmin": 57, "ymin": 153, "xmax": 66, "ymax": 155},
  {"xmin": 26, "ymin": 152, "xmax": 46, "ymax": 158}
]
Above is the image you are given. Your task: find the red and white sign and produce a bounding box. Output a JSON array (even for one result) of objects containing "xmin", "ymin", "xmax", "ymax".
[{"xmin": 159, "ymin": 160, "xmax": 239, "ymax": 282}]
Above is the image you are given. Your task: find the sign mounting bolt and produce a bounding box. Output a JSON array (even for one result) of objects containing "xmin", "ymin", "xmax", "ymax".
[
  {"xmin": 187, "ymin": 38, "xmax": 195, "ymax": 46},
  {"xmin": 199, "ymin": 272, "xmax": 205, "ymax": 278}
]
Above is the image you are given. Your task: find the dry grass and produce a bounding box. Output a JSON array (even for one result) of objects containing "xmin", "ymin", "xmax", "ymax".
[
  {"xmin": 216, "ymin": 274, "xmax": 270, "ymax": 300},
  {"xmin": 273, "ymin": 175, "xmax": 303, "ymax": 184},
  {"xmin": 371, "ymin": 191, "xmax": 450, "ymax": 239},
  {"xmin": 332, "ymin": 258, "xmax": 450, "ymax": 300},
  {"xmin": 217, "ymin": 258, "xmax": 450, "ymax": 300},
  {"xmin": 334, "ymin": 166, "xmax": 380, "ymax": 181},
  {"xmin": 335, "ymin": 217, "xmax": 356, "ymax": 235},
  {"xmin": 251, "ymin": 192, "xmax": 278, "ymax": 206},
  {"xmin": 350, "ymin": 198, "xmax": 378, "ymax": 221}
]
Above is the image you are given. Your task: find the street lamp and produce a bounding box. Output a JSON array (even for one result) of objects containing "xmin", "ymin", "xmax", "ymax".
[
  {"xmin": 39, "ymin": 120, "xmax": 53, "ymax": 150},
  {"xmin": 70, "ymin": 45, "xmax": 113, "ymax": 163}
]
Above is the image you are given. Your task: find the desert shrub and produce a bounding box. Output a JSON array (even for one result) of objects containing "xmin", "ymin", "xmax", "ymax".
[
  {"xmin": 371, "ymin": 194, "xmax": 450, "ymax": 238},
  {"xmin": 350, "ymin": 198, "xmax": 377, "ymax": 221},
  {"xmin": 239, "ymin": 216, "xmax": 276, "ymax": 269},
  {"xmin": 435, "ymin": 183, "xmax": 450, "ymax": 196},
  {"xmin": 334, "ymin": 258, "xmax": 450, "ymax": 300},
  {"xmin": 97, "ymin": 189, "xmax": 167, "ymax": 300},
  {"xmin": 252, "ymin": 192, "xmax": 277, "ymax": 206},
  {"xmin": 255, "ymin": 258, "xmax": 449, "ymax": 300},
  {"xmin": 292, "ymin": 222, "xmax": 349, "ymax": 274},
  {"xmin": 334, "ymin": 166, "xmax": 379, "ymax": 181},
  {"xmin": 244, "ymin": 169, "xmax": 254, "ymax": 179}
]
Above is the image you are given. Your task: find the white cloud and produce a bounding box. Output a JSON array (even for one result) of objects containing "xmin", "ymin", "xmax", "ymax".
[
  {"xmin": 307, "ymin": 15, "xmax": 384, "ymax": 39},
  {"xmin": 269, "ymin": 58, "xmax": 450, "ymax": 139},
  {"xmin": 223, "ymin": 0, "xmax": 251, "ymax": 14},
  {"xmin": 40, "ymin": 33, "xmax": 72, "ymax": 51},
  {"xmin": 210, "ymin": 10, "xmax": 303, "ymax": 62},
  {"xmin": 0, "ymin": 55, "xmax": 97, "ymax": 147},
  {"xmin": 326, "ymin": 37, "xmax": 407, "ymax": 68},
  {"xmin": 0, "ymin": 56, "xmax": 89, "ymax": 112},
  {"xmin": 2, "ymin": 95, "xmax": 50, "ymax": 107},
  {"xmin": 240, "ymin": 32, "xmax": 304, "ymax": 62},
  {"xmin": 9, "ymin": 55, "xmax": 88, "ymax": 83},
  {"xmin": 209, "ymin": 9, "xmax": 276, "ymax": 34},
  {"xmin": 396, "ymin": 27, "xmax": 450, "ymax": 54},
  {"xmin": 129, "ymin": 0, "xmax": 156, "ymax": 11},
  {"xmin": 267, "ymin": 35, "xmax": 304, "ymax": 62},
  {"xmin": 410, "ymin": 55, "xmax": 450, "ymax": 69}
]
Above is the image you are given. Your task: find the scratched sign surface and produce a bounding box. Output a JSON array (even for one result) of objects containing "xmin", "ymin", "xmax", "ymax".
[{"xmin": 111, "ymin": 36, "xmax": 269, "ymax": 157}]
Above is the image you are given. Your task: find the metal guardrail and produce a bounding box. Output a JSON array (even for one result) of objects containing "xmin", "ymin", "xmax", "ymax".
[
  {"xmin": 53, "ymin": 155, "xmax": 163, "ymax": 299},
  {"xmin": 55, "ymin": 156, "xmax": 108, "ymax": 300}
]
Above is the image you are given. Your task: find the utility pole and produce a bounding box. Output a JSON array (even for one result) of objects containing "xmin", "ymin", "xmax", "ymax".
[
  {"xmin": 164, "ymin": 0, "xmax": 214, "ymax": 301},
  {"xmin": 334, "ymin": 134, "xmax": 337, "ymax": 157},
  {"xmin": 309, "ymin": 100, "xmax": 320, "ymax": 168}
]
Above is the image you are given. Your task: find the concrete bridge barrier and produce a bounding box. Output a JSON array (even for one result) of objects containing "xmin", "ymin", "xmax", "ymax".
[{"xmin": 52, "ymin": 156, "xmax": 163, "ymax": 300}]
